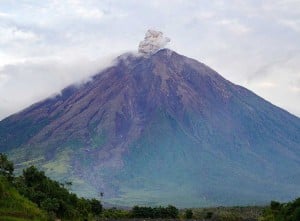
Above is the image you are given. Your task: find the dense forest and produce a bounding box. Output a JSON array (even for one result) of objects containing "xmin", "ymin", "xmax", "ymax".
[{"xmin": 1, "ymin": 153, "xmax": 300, "ymax": 221}]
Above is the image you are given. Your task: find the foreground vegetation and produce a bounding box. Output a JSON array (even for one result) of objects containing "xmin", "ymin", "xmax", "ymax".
[
  {"xmin": 101, "ymin": 206, "xmax": 264, "ymax": 220},
  {"xmin": 1, "ymin": 153, "xmax": 300, "ymax": 221},
  {"xmin": 260, "ymin": 199, "xmax": 300, "ymax": 221},
  {"xmin": 0, "ymin": 153, "xmax": 101, "ymax": 220},
  {"xmin": 0, "ymin": 177, "xmax": 47, "ymax": 221},
  {"xmin": 187, "ymin": 206, "xmax": 264, "ymax": 220}
]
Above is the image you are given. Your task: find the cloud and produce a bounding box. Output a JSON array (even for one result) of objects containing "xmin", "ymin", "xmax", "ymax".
[
  {"xmin": 74, "ymin": 6, "xmax": 104, "ymax": 20},
  {"xmin": 245, "ymin": 51, "xmax": 300, "ymax": 116},
  {"xmin": 279, "ymin": 19, "xmax": 300, "ymax": 33},
  {"xmin": 254, "ymin": 82, "xmax": 277, "ymax": 89},
  {"xmin": 216, "ymin": 19, "xmax": 251, "ymax": 35},
  {"xmin": 0, "ymin": 12, "xmax": 12, "ymax": 18},
  {"xmin": 0, "ymin": 25, "xmax": 40, "ymax": 44},
  {"xmin": 0, "ymin": 56, "xmax": 115, "ymax": 119},
  {"xmin": 246, "ymin": 51, "xmax": 300, "ymax": 82},
  {"xmin": 0, "ymin": 0, "xmax": 300, "ymax": 118}
]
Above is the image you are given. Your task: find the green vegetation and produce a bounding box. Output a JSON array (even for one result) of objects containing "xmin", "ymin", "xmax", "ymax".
[
  {"xmin": 2, "ymin": 152, "xmax": 300, "ymax": 221},
  {"xmin": 101, "ymin": 207, "xmax": 131, "ymax": 219},
  {"xmin": 0, "ymin": 177, "xmax": 47, "ymax": 221},
  {"xmin": 180, "ymin": 206, "xmax": 264, "ymax": 220},
  {"xmin": 0, "ymin": 153, "xmax": 14, "ymax": 181},
  {"xmin": 131, "ymin": 205, "xmax": 179, "ymax": 218},
  {"xmin": 16, "ymin": 166, "xmax": 102, "ymax": 220},
  {"xmin": 100, "ymin": 205, "xmax": 179, "ymax": 219},
  {"xmin": 185, "ymin": 208, "xmax": 193, "ymax": 219},
  {"xmin": 260, "ymin": 198, "xmax": 300, "ymax": 221},
  {"xmin": 42, "ymin": 149, "xmax": 72, "ymax": 174},
  {"xmin": 0, "ymin": 153, "xmax": 102, "ymax": 221}
]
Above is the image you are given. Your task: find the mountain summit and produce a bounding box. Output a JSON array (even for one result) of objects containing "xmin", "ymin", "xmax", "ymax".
[{"xmin": 0, "ymin": 48, "xmax": 299, "ymax": 207}]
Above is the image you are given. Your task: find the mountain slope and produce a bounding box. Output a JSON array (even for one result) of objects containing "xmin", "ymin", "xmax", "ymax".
[{"xmin": 0, "ymin": 49, "xmax": 299, "ymax": 207}]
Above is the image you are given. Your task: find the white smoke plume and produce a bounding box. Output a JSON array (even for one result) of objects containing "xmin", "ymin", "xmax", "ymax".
[{"xmin": 138, "ymin": 29, "xmax": 171, "ymax": 55}]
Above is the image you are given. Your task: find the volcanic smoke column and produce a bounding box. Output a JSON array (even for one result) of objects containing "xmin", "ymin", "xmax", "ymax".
[{"xmin": 138, "ymin": 30, "xmax": 171, "ymax": 55}]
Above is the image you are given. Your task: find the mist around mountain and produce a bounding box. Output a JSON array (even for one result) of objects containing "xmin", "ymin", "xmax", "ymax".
[{"xmin": 0, "ymin": 48, "xmax": 299, "ymax": 207}]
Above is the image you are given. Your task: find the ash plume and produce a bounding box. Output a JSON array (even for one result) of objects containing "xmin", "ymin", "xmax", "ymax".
[{"xmin": 138, "ymin": 29, "xmax": 170, "ymax": 55}]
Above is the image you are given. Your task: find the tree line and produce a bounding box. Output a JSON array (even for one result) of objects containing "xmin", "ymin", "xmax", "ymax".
[{"xmin": 131, "ymin": 205, "xmax": 179, "ymax": 218}]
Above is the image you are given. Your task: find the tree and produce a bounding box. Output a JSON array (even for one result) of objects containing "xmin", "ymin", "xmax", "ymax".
[
  {"xmin": 22, "ymin": 166, "xmax": 47, "ymax": 188},
  {"xmin": 100, "ymin": 192, "xmax": 104, "ymax": 197},
  {"xmin": 131, "ymin": 205, "xmax": 179, "ymax": 219},
  {"xmin": 294, "ymin": 207, "xmax": 300, "ymax": 221},
  {"xmin": 90, "ymin": 198, "xmax": 103, "ymax": 215},
  {"xmin": 270, "ymin": 201, "xmax": 281, "ymax": 211},
  {"xmin": 185, "ymin": 209, "xmax": 193, "ymax": 219},
  {"xmin": 205, "ymin": 211, "xmax": 213, "ymax": 219},
  {"xmin": 166, "ymin": 205, "xmax": 179, "ymax": 218},
  {"xmin": 0, "ymin": 153, "xmax": 14, "ymax": 181},
  {"xmin": 40, "ymin": 198, "xmax": 60, "ymax": 213}
]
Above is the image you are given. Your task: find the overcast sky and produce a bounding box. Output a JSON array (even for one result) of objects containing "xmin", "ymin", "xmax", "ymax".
[{"xmin": 0, "ymin": 0, "xmax": 299, "ymax": 120}]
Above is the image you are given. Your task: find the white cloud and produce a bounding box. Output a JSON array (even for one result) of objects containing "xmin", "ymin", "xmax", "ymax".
[
  {"xmin": 0, "ymin": 26, "xmax": 40, "ymax": 44},
  {"xmin": 216, "ymin": 19, "xmax": 251, "ymax": 35},
  {"xmin": 0, "ymin": 12, "xmax": 12, "ymax": 18},
  {"xmin": 254, "ymin": 82, "xmax": 277, "ymax": 89},
  {"xmin": 0, "ymin": 0, "xmax": 300, "ymax": 119},
  {"xmin": 279, "ymin": 19, "xmax": 300, "ymax": 32},
  {"xmin": 74, "ymin": 6, "xmax": 104, "ymax": 20},
  {"xmin": 0, "ymin": 56, "xmax": 115, "ymax": 119}
]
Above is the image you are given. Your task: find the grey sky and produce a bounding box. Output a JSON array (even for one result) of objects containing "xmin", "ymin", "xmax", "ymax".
[{"xmin": 0, "ymin": 0, "xmax": 299, "ymax": 119}]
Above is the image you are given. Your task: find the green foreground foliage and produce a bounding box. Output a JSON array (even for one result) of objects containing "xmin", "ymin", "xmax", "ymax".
[
  {"xmin": 2, "ymin": 153, "xmax": 300, "ymax": 221},
  {"xmin": 101, "ymin": 205, "xmax": 179, "ymax": 219},
  {"xmin": 183, "ymin": 206, "xmax": 264, "ymax": 220},
  {"xmin": 260, "ymin": 199, "xmax": 300, "ymax": 221},
  {"xmin": 101, "ymin": 207, "xmax": 131, "ymax": 219},
  {"xmin": 0, "ymin": 153, "xmax": 13, "ymax": 181},
  {"xmin": 0, "ymin": 153, "xmax": 102, "ymax": 221},
  {"xmin": 0, "ymin": 177, "xmax": 47, "ymax": 221},
  {"xmin": 131, "ymin": 205, "xmax": 179, "ymax": 218},
  {"xmin": 15, "ymin": 166, "xmax": 102, "ymax": 220},
  {"xmin": 184, "ymin": 208, "xmax": 193, "ymax": 219}
]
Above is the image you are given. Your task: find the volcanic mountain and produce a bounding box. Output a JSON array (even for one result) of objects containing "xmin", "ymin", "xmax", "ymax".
[{"xmin": 0, "ymin": 49, "xmax": 299, "ymax": 207}]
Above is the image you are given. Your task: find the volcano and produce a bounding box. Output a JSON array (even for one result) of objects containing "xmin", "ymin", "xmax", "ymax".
[{"xmin": 0, "ymin": 48, "xmax": 299, "ymax": 207}]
